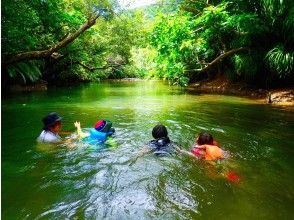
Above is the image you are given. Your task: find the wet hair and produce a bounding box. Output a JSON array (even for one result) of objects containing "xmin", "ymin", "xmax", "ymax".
[
  {"xmin": 152, "ymin": 124, "xmax": 168, "ymax": 139},
  {"xmin": 196, "ymin": 132, "xmax": 214, "ymax": 145}
]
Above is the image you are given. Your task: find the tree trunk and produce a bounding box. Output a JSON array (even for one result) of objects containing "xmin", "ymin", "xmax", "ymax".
[{"xmin": 3, "ymin": 14, "xmax": 100, "ymax": 66}]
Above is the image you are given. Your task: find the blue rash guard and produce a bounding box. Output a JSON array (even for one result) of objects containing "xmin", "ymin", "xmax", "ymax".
[{"xmin": 147, "ymin": 137, "xmax": 178, "ymax": 156}]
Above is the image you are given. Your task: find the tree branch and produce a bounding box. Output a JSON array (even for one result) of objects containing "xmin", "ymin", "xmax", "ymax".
[
  {"xmin": 186, "ymin": 47, "xmax": 249, "ymax": 72},
  {"xmin": 4, "ymin": 14, "xmax": 100, "ymax": 66},
  {"xmin": 75, "ymin": 61, "xmax": 127, "ymax": 72}
]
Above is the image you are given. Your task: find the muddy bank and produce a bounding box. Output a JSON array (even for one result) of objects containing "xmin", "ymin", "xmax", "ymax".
[
  {"xmin": 267, "ymin": 90, "xmax": 294, "ymax": 106},
  {"xmin": 9, "ymin": 80, "xmax": 48, "ymax": 92},
  {"xmin": 6, "ymin": 78, "xmax": 294, "ymax": 106},
  {"xmin": 104, "ymin": 78, "xmax": 145, "ymax": 82},
  {"xmin": 187, "ymin": 78, "xmax": 294, "ymax": 106},
  {"xmin": 7, "ymin": 78, "xmax": 144, "ymax": 93}
]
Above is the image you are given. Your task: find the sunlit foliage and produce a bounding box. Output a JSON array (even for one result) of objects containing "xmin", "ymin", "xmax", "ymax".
[
  {"xmin": 149, "ymin": 0, "xmax": 294, "ymax": 86},
  {"xmin": 2, "ymin": 0, "xmax": 294, "ymax": 87}
]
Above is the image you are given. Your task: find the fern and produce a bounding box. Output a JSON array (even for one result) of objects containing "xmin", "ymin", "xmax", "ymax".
[
  {"xmin": 231, "ymin": 53, "xmax": 260, "ymax": 82},
  {"xmin": 8, "ymin": 61, "xmax": 42, "ymax": 83},
  {"xmin": 262, "ymin": 0, "xmax": 287, "ymax": 19},
  {"xmin": 265, "ymin": 45, "xmax": 294, "ymax": 77}
]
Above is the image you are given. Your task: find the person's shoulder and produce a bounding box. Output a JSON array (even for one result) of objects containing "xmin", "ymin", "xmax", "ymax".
[
  {"xmin": 147, "ymin": 140, "xmax": 157, "ymax": 149},
  {"xmin": 37, "ymin": 130, "xmax": 46, "ymax": 140},
  {"xmin": 37, "ymin": 130, "xmax": 61, "ymax": 143},
  {"xmin": 38, "ymin": 130, "xmax": 46, "ymax": 136},
  {"xmin": 203, "ymin": 144, "xmax": 222, "ymax": 153},
  {"xmin": 209, "ymin": 144, "xmax": 222, "ymax": 150}
]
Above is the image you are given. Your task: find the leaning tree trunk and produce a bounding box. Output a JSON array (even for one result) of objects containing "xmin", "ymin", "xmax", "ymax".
[{"xmin": 3, "ymin": 14, "xmax": 101, "ymax": 66}]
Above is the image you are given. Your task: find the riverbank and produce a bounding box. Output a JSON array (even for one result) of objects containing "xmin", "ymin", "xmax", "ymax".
[
  {"xmin": 6, "ymin": 78, "xmax": 294, "ymax": 106},
  {"xmin": 187, "ymin": 77, "xmax": 294, "ymax": 106}
]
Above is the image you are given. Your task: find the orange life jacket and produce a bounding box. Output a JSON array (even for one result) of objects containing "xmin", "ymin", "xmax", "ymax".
[{"xmin": 201, "ymin": 144, "xmax": 224, "ymax": 161}]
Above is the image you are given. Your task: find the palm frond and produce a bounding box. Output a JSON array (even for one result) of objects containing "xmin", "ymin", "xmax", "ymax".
[
  {"xmin": 265, "ymin": 44, "xmax": 294, "ymax": 77},
  {"xmin": 7, "ymin": 61, "xmax": 43, "ymax": 83}
]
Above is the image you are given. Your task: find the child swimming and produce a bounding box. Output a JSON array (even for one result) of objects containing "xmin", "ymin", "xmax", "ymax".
[
  {"xmin": 147, "ymin": 124, "xmax": 179, "ymax": 156},
  {"xmin": 74, "ymin": 119, "xmax": 115, "ymax": 142},
  {"xmin": 136, "ymin": 124, "xmax": 181, "ymax": 158},
  {"xmin": 190, "ymin": 132, "xmax": 240, "ymax": 183},
  {"xmin": 191, "ymin": 132, "xmax": 225, "ymax": 161}
]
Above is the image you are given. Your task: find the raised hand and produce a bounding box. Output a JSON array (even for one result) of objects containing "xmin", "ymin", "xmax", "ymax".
[{"xmin": 74, "ymin": 121, "xmax": 81, "ymax": 129}]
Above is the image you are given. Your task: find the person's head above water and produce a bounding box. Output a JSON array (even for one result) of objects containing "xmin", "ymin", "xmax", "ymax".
[
  {"xmin": 42, "ymin": 112, "xmax": 62, "ymax": 133},
  {"xmin": 94, "ymin": 120, "xmax": 113, "ymax": 132},
  {"xmin": 196, "ymin": 132, "xmax": 214, "ymax": 145},
  {"xmin": 152, "ymin": 124, "xmax": 168, "ymax": 139}
]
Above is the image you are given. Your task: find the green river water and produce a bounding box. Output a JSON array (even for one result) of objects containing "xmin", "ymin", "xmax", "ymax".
[{"xmin": 2, "ymin": 81, "xmax": 294, "ymax": 219}]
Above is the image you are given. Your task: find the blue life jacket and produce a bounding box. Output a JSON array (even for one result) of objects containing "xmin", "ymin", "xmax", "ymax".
[{"xmin": 89, "ymin": 128, "xmax": 114, "ymax": 141}]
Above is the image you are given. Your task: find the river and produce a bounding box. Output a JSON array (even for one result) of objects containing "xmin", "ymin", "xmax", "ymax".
[{"xmin": 2, "ymin": 81, "xmax": 294, "ymax": 219}]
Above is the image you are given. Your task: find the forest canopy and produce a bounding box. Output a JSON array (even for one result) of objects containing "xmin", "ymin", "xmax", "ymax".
[{"xmin": 2, "ymin": 0, "xmax": 294, "ymax": 87}]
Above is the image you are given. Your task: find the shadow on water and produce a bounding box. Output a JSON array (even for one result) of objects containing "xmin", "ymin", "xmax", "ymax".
[{"xmin": 2, "ymin": 81, "xmax": 294, "ymax": 219}]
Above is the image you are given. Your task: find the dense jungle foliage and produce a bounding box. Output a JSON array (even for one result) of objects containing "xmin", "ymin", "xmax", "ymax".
[{"xmin": 2, "ymin": 0, "xmax": 294, "ymax": 87}]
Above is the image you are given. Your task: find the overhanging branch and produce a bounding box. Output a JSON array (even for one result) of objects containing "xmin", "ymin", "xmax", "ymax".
[
  {"xmin": 186, "ymin": 47, "xmax": 249, "ymax": 72},
  {"xmin": 75, "ymin": 61, "xmax": 127, "ymax": 72},
  {"xmin": 4, "ymin": 14, "xmax": 101, "ymax": 66}
]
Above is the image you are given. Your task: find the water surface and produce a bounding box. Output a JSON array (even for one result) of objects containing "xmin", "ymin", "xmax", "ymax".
[{"xmin": 2, "ymin": 81, "xmax": 294, "ymax": 219}]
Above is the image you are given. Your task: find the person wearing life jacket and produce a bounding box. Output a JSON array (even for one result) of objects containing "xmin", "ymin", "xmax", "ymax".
[
  {"xmin": 191, "ymin": 132, "xmax": 224, "ymax": 161},
  {"xmin": 146, "ymin": 124, "xmax": 179, "ymax": 156},
  {"xmin": 74, "ymin": 119, "xmax": 115, "ymax": 142},
  {"xmin": 191, "ymin": 132, "xmax": 241, "ymax": 183}
]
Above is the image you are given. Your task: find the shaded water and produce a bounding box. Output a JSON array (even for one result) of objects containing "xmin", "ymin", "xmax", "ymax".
[{"xmin": 2, "ymin": 81, "xmax": 294, "ymax": 219}]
